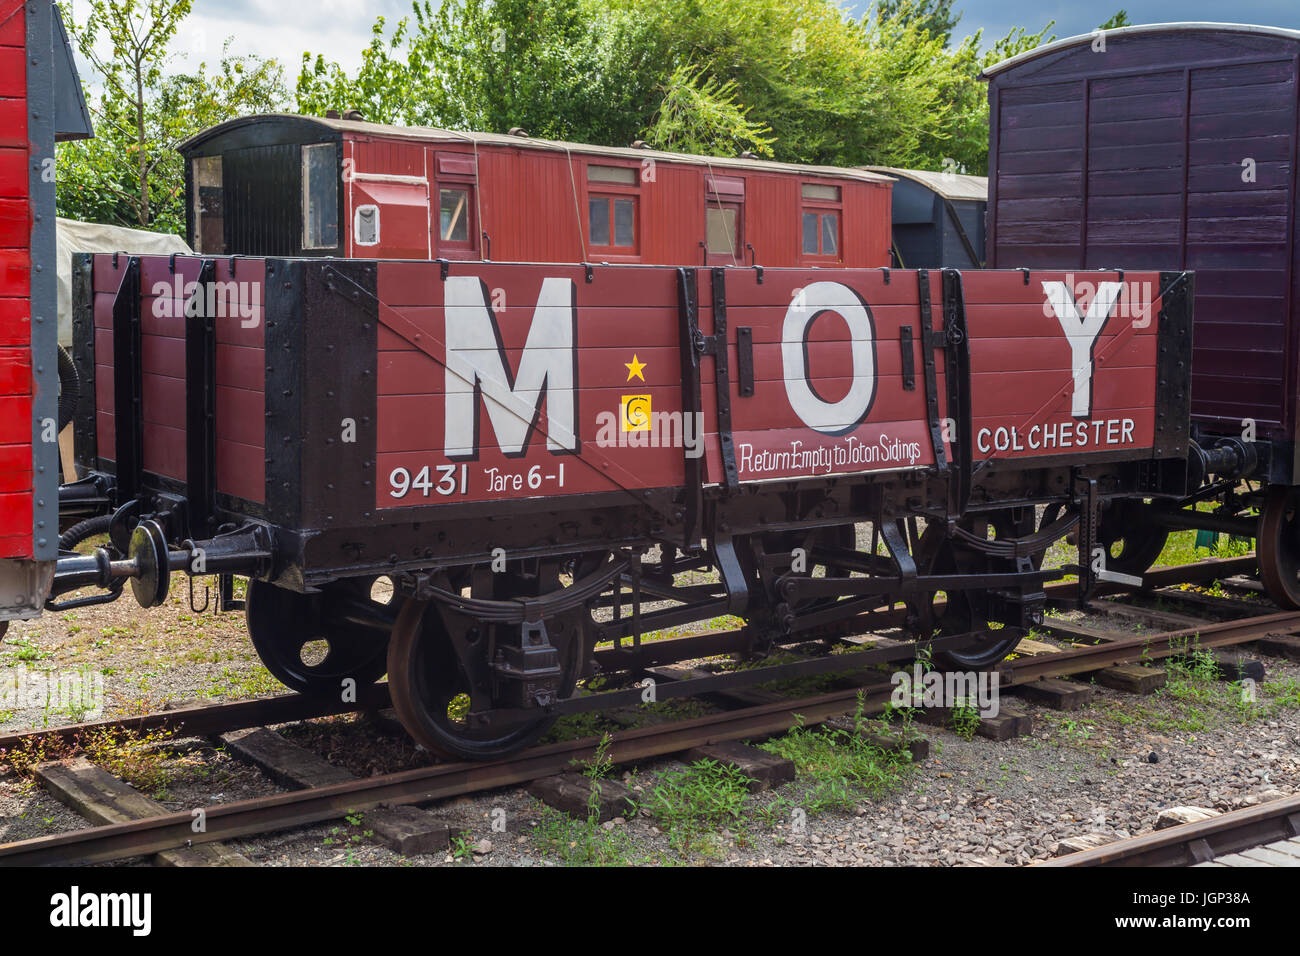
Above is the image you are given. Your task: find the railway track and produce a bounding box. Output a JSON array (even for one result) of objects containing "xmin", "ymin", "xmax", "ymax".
[
  {"xmin": 1, "ymin": 556, "xmax": 1295, "ymax": 867},
  {"xmin": 1042, "ymin": 792, "xmax": 1300, "ymax": 867}
]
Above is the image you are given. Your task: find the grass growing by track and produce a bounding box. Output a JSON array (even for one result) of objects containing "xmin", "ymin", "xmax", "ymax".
[
  {"xmin": 1036, "ymin": 636, "xmax": 1300, "ymax": 757},
  {"xmin": 757, "ymin": 697, "xmax": 918, "ymax": 823},
  {"xmin": 529, "ymin": 696, "xmax": 919, "ymax": 865},
  {"xmin": 0, "ymin": 724, "xmax": 208, "ymax": 800}
]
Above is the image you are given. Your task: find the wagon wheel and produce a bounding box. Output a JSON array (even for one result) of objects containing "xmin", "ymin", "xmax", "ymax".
[
  {"xmin": 245, "ymin": 578, "xmax": 392, "ymax": 697},
  {"xmin": 909, "ymin": 515, "xmax": 1028, "ymax": 671},
  {"xmin": 386, "ymin": 600, "xmax": 586, "ymax": 761},
  {"xmin": 386, "ymin": 558, "xmax": 592, "ymax": 760},
  {"xmin": 1257, "ymin": 485, "xmax": 1300, "ymax": 609},
  {"xmin": 1095, "ymin": 499, "xmax": 1170, "ymax": 579}
]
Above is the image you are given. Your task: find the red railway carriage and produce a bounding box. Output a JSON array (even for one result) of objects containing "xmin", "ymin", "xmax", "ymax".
[
  {"xmin": 983, "ymin": 22, "xmax": 1300, "ymax": 606},
  {"xmin": 175, "ymin": 114, "xmax": 893, "ymax": 268},
  {"xmin": 58, "ymin": 248, "xmax": 1194, "ymax": 758},
  {"xmin": 0, "ymin": 0, "xmax": 90, "ymax": 629}
]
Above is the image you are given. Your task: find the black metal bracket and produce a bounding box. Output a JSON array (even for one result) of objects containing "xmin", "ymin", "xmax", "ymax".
[
  {"xmin": 110, "ymin": 257, "xmax": 143, "ymax": 505},
  {"xmin": 1075, "ymin": 474, "xmax": 1100, "ymax": 599},
  {"xmin": 736, "ymin": 326, "xmax": 754, "ymax": 397},
  {"xmin": 941, "ymin": 269, "xmax": 972, "ymax": 515},
  {"xmin": 900, "ymin": 326, "xmax": 915, "ymax": 391},
  {"xmin": 714, "ymin": 533, "xmax": 751, "ymax": 614},
  {"xmin": 916, "ymin": 270, "xmax": 948, "ymax": 475},
  {"xmin": 879, "ymin": 519, "xmax": 918, "ymax": 598},
  {"xmin": 185, "ymin": 259, "xmax": 218, "ymax": 539},
  {"xmin": 676, "ymin": 268, "xmax": 703, "ymax": 545},
  {"xmin": 706, "ymin": 268, "xmax": 738, "ymax": 491}
]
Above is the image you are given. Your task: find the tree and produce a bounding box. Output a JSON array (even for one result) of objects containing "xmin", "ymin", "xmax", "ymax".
[
  {"xmin": 57, "ymin": 3, "xmax": 289, "ymax": 233},
  {"xmin": 297, "ymin": 0, "xmax": 1058, "ymax": 176},
  {"xmin": 62, "ymin": 0, "xmax": 193, "ymax": 227},
  {"xmin": 642, "ymin": 64, "xmax": 775, "ymax": 157},
  {"xmin": 876, "ymin": 0, "xmax": 962, "ymax": 45},
  {"xmin": 297, "ymin": 0, "xmax": 673, "ymax": 146},
  {"xmin": 1099, "ymin": 11, "xmax": 1131, "ymax": 30}
]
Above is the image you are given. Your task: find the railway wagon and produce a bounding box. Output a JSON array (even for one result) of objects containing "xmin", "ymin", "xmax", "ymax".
[
  {"xmin": 0, "ymin": 0, "xmax": 91, "ymax": 632},
  {"xmin": 50, "ymin": 249, "xmax": 1195, "ymax": 758},
  {"xmin": 983, "ymin": 22, "xmax": 1300, "ymax": 605},
  {"xmin": 175, "ymin": 113, "xmax": 892, "ymax": 267},
  {"xmin": 860, "ymin": 166, "xmax": 988, "ymax": 269}
]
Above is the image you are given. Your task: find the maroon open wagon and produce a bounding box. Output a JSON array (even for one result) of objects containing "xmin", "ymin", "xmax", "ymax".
[
  {"xmin": 983, "ymin": 22, "xmax": 1300, "ymax": 605},
  {"xmin": 51, "ymin": 249, "xmax": 1194, "ymax": 758}
]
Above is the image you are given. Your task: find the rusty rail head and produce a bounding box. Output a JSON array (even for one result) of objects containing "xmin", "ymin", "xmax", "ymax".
[
  {"xmin": 999, "ymin": 610, "xmax": 1300, "ymax": 685},
  {"xmin": 1040, "ymin": 792, "xmax": 1300, "ymax": 867}
]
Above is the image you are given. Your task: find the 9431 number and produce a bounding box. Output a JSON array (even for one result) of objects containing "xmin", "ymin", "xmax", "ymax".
[{"xmin": 388, "ymin": 463, "xmax": 468, "ymax": 499}]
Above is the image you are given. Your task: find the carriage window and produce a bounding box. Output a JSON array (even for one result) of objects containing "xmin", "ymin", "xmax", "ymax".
[
  {"xmin": 191, "ymin": 155, "xmax": 224, "ymax": 254},
  {"xmin": 801, "ymin": 183, "xmax": 841, "ymax": 202},
  {"xmin": 354, "ymin": 204, "xmax": 380, "ymax": 246},
  {"xmin": 589, "ymin": 195, "xmax": 636, "ymax": 248},
  {"xmin": 588, "ymin": 164, "xmax": 637, "ymax": 185},
  {"xmin": 440, "ymin": 187, "xmax": 472, "ymax": 243},
  {"xmin": 302, "ymin": 143, "xmax": 339, "ymax": 250},
  {"xmin": 706, "ymin": 204, "xmax": 740, "ymax": 256},
  {"xmin": 800, "ymin": 183, "xmax": 842, "ymax": 258}
]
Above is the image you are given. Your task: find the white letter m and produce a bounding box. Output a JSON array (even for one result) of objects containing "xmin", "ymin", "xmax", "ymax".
[{"xmin": 443, "ymin": 276, "xmax": 577, "ymax": 457}]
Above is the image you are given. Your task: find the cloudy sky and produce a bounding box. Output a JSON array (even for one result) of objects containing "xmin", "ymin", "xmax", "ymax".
[{"xmin": 67, "ymin": 0, "xmax": 1300, "ymax": 85}]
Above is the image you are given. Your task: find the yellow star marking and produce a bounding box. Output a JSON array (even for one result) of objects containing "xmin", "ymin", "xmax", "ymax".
[{"xmin": 625, "ymin": 354, "xmax": 647, "ymax": 382}]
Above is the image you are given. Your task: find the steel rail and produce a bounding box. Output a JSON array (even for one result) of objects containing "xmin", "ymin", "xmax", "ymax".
[
  {"xmin": 0, "ymin": 682, "xmax": 897, "ymax": 867},
  {"xmin": 1040, "ymin": 792, "xmax": 1300, "ymax": 867},
  {"xmin": 0, "ymin": 685, "xmax": 392, "ymax": 754},
  {"xmin": 998, "ymin": 610, "xmax": 1300, "ymax": 684}
]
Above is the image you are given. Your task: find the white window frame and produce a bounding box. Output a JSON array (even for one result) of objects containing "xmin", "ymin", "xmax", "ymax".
[{"xmin": 354, "ymin": 203, "xmax": 381, "ymax": 247}]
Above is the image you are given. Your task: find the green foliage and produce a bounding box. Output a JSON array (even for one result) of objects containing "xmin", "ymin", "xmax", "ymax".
[
  {"xmin": 640, "ymin": 758, "xmax": 754, "ymax": 854},
  {"xmin": 298, "ymin": 0, "xmax": 1059, "ymax": 175},
  {"xmin": 58, "ymin": 0, "xmax": 289, "ymax": 231},
  {"xmin": 949, "ymin": 700, "xmax": 980, "ymax": 739},
  {"xmin": 296, "ymin": 0, "xmax": 668, "ymax": 146},
  {"xmin": 760, "ymin": 696, "xmax": 915, "ymax": 816},
  {"xmin": 1099, "ymin": 11, "xmax": 1131, "ymax": 30},
  {"xmin": 642, "ymin": 64, "xmax": 775, "ymax": 157},
  {"xmin": 531, "ymin": 733, "xmax": 642, "ymax": 865},
  {"xmin": 877, "ymin": 0, "xmax": 962, "ymax": 44}
]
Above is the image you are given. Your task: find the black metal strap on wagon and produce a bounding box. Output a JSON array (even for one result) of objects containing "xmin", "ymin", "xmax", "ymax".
[
  {"xmin": 703, "ymin": 268, "xmax": 739, "ymax": 491},
  {"xmin": 184, "ymin": 258, "xmax": 218, "ymax": 538},
  {"xmin": 916, "ymin": 269, "xmax": 948, "ymax": 475},
  {"xmin": 676, "ymin": 267, "xmax": 740, "ymax": 542},
  {"xmin": 941, "ymin": 269, "xmax": 973, "ymax": 514}
]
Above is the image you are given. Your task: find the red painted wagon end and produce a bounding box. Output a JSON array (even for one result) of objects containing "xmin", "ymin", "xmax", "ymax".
[{"xmin": 0, "ymin": 0, "xmax": 92, "ymax": 626}]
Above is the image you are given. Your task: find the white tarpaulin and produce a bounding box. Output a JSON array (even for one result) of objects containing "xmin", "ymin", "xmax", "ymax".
[{"xmin": 56, "ymin": 218, "xmax": 191, "ymax": 346}]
